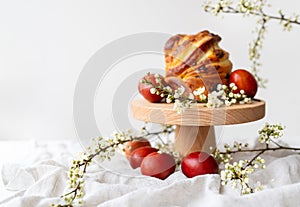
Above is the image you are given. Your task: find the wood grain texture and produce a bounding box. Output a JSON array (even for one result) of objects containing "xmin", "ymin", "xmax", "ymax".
[
  {"xmin": 131, "ymin": 99, "xmax": 265, "ymax": 126},
  {"xmin": 174, "ymin": 125, "xmax": 216, "ymax": 156}
]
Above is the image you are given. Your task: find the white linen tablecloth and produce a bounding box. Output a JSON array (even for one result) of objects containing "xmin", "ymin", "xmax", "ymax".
[{"xmin": 0, "ymin": 140, "xmax": 300, "ymax": 207}]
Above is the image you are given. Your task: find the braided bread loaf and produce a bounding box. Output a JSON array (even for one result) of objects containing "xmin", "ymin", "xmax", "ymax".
[{"xmin": 164, "ymin": 30, "xmax": 232, "ymax": 95}]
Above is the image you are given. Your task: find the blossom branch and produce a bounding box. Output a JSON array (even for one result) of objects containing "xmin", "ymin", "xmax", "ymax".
[
  {"xmin": 205, "ymin": 5, "xmax": 300, "ymax": 25},
  {"xmin": 142, "ymin": 73, "xmax": 252, "ymax": 113},
  {"xmin": 203, "ymin": 0, "xmax": 300, "ymax": 88},
  {"xmin": 249, "ymin": 17, "xmax": 267, "ymax": 87},
  {"xmin": 217, "ymin": 123, "xmax": 300, "ymax": 194},
  {"xmin": 52, "ymin": 126, "xmax": 175, "ymax": 207}
]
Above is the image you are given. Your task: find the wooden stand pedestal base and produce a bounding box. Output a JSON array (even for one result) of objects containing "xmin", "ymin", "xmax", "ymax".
[{"xmin": 174, "ymin": 125, "xmax": 216, "ymax": 156}]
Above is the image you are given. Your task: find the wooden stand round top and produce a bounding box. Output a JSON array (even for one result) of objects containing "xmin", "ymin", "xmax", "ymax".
[{"xmin": 131, "ymin": 99, "xmax": 265, "ymax": 156}]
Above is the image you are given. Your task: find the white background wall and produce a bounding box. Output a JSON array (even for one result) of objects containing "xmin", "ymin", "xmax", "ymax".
[{"xmin": 0, "ymin": 0, "xmax": 299, "ymax": 146}]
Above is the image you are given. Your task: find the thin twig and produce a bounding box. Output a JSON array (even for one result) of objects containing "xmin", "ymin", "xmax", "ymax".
[
  {"xmin": 205, "ymin": 5, "xmax": 300, "ymax": 25},
  {"xmin": 220, "ymin": 145, "xmax": 300, "ymax": 155}
]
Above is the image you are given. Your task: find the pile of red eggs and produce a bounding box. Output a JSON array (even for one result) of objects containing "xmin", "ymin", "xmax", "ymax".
[{"xmin": 124, "ymin": 139, "xmax": 219, "ymax": 180}]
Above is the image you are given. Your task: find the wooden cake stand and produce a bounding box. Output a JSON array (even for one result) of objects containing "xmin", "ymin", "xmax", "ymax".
[{"xmin": 131, "ymin": 99, "xmax": 265, "ymax": 156}]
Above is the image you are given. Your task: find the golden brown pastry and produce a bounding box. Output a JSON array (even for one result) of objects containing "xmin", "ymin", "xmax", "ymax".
[{"xmin": 164, "ymin": 30, "xmax": 232, "ymax": 96}]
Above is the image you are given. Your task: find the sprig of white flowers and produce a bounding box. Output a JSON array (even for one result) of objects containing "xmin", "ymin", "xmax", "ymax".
[
  {"xmin": 221, "ymin": 157, "xmax": 265, "ymax": 194},
  {"xmin": 203, "ymin": 0, "xmax": 300, "ymax": 88},
  {"xmin": 258, "ymin": 123, "xmax": 285, "ymax": 144},
  {"xmin": 141, "ymin": 73, "xmax": 196, "ymax": 114},
  {"xmin": 53, "ymin": 125, "xmax": 175, "ymax": 207},
  {"xmin": 144, "ymin": 73, "xmax": 252, "ymax": 113},
  {"xmin": 170, "ymin": 82, "xmax": 252, "ymax": 111},
  {"xmin": 52, "ymin": 132, "xmax": 133, "ymax": 207},
  {"xmin": 206, "ymin": 83, "xmax": 252, "ymax": 108},
  {"xmin": 214, "ymin": 123, "xmax": 300, "ymax": 195}
]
